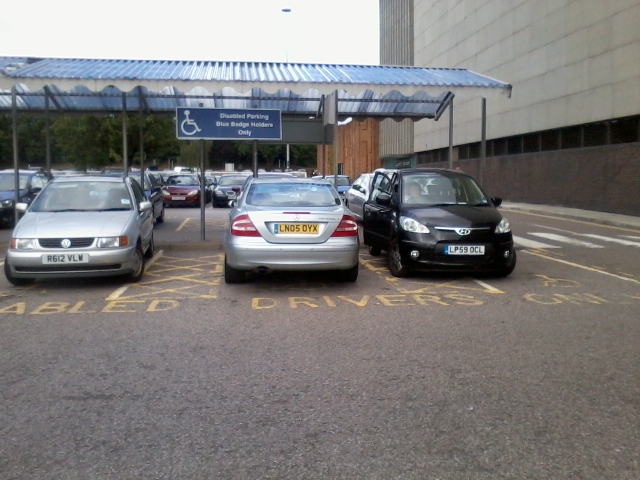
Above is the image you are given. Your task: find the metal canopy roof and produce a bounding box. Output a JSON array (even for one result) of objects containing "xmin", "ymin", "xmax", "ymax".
[{"xmin": 0, "ymin": 57, "xmax": 512, "ymax": 120}]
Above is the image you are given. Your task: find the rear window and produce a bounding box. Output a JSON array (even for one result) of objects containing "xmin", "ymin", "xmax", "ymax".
[
  {"xmin": 246, "ymin": 183, "xmax": 340, "ymax": 207},
  {"xmin": 218, "ymin": 175, "xmax": 250, "ymax": 186}
]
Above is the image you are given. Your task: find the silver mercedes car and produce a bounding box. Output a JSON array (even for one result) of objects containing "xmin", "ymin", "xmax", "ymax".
[
  {"xmin": 224, "ymin": 177, "xmax": 360, "ymax": 283},
  {"xmin": 4, "ymin": 175, "xmax": 155, "ymax": 286}
]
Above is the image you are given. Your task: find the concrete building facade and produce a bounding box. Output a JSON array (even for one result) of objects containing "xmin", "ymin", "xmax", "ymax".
[{"xmin": 380, "ymin": 0, "xmax": 640, "ymax": 215}]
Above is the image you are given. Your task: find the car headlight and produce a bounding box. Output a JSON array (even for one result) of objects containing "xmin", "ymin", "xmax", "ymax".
[
  {"xmin": 496, "ymin": 218, "xmax": 511, "ymax": 233},
  {"xmin": 96, "ymin": 236, "xmax": 130, "ymax": 248},
  {"xmin": 1, "ymin": 199, "xmax": 14, "ymax": 208},
  {"xmin": 188, "ymin": 190, "xmax": 199, "ymax": 196},
  {"xmin": 11, "ymin": 238, "xmax": 37, "ymax": 250},
  {"xmin": 399, "ymin": 216, "xmax": 430, "ymax": 233}
]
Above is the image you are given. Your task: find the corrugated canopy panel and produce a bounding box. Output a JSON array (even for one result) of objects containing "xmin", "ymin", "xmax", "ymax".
[{"xmin": 0, "ymin": 57, "xmax": 512, "ymax": 120}]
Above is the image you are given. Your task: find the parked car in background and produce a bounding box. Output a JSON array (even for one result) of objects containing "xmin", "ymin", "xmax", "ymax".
[
  {"xmin": 4, "ymin": 175, "xmax": 155, "ymax": 286},
  {"xmin": 224, "ymin": 177, "xmax": 360, "ymax": 283},
  {"xmin": 162, "ymin": 174, "xmax": 210, "ymax": 207},
  {"xmin": 362, "ymin": 168, "xmax": 516, "ymax": 278},
  {"xmin": 312, "ymin": 174, "xmax": 353, "ymax": 200},
  {"xmin": 148, "ymin": 171, "xmax": 169, "ymax": 187},
  {"xmin": 344, "ymin": 172, "xmax": 375, "ymax": 222},
  {"xmin": 0, "ymin": 169, "xmax": 52, "ymax": 228},
  {"xmin": 344, "ymin": 169, "xmax": 396, "ymax": 222},
  {"xmin": 103, "ymin": 171, "xmax": 165, "ymax": 224},
  {"xmin": 212, "ymin": 173, "xmax": 252, "ymax": 207}
]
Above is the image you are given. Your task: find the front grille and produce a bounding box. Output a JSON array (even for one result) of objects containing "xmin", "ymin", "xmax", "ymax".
[{"xmin": 38, "ymin": 238, "xmax": 95, "ymax": 248}]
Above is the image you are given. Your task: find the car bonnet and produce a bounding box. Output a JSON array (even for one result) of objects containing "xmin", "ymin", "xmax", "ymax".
[
  {"xmin": 401, "ymin": 204, "xmax": 503, "ymax": 228},
  {"xmin": 14, "ymin": 210, "xmax": 137, "ymax": 238}
]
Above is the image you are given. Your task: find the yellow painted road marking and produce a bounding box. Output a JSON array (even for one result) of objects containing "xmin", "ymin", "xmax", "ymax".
[
  {"xmin": 501, "ymin": 209, "xmax": 640, "ymax": 234},
  {"xmin": 523, "ymin": 250, "xmax": 640, "ymax": 284},
  {"xmin": 176, "ymin": 218, "xmax": 191, "ymax": 231}
]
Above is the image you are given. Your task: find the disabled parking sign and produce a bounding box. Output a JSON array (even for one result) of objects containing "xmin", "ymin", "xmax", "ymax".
[{"xmin": 176, "ymin": 107, "xmax": 282, "ymax": 140}]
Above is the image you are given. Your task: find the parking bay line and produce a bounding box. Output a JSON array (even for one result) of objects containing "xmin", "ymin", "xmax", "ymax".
[
  {"xmin": 108, "ymin": 261, "xmax": 221, "ymax": 300},
  {"xmin": 522, "ymin": 250, "xmax": 640, "ymax": 285}
]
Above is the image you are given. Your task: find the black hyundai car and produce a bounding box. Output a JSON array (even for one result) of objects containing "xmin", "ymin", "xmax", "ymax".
[{"xmin": 362, "ymin": 168, "xmax": 516, "ymax": 277}]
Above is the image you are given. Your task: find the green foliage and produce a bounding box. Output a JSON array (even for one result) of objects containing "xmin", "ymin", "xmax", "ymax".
[{"xmin": 0, "ymin": 113, "xmax": 317, "ymax": 171}]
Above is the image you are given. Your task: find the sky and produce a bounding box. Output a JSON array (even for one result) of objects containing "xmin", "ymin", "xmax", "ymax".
[{"xmin": 0, "ymin": 0, "xmax": 380, "ymax": 65}]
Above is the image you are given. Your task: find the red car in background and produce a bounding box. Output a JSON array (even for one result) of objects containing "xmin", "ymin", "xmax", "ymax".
[{"xmin": 162, "ymin": 174, "xmax": 210, "ymax": 207}]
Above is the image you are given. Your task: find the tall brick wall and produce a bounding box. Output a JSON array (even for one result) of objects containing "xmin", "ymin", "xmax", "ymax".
[{"xmin": 426, "ymin": 143, "xmax": 640, "ymax": 216}]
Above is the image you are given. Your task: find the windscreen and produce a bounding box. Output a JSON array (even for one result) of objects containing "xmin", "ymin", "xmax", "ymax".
[
  {"xmin": 246, "ymin": 183, "xmax": 340, "ymax": 207},
  {"xmin": 218, "ymin": 175, "xmax": 250, "ymax": 186},
  {"xmin": 401, "ymin": 174, "xmax": 488, "ymax": 206},
  {"xmin": 166, "ymin": 175, "xmax": 200, "ymax": 186},
  {"xmin": 29, "ymin": 182, "xmax": 133, "ymax": 212},
  {"xmin": 0, "ymin": 174, "xmax": 29, "ymax": 190}
]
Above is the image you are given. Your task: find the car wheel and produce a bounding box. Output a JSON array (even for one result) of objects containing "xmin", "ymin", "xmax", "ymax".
[
  {"xmin": 224, "ymin": 256, "xmax": 245, "ymax": 284},
  {"xmin": 156, "ymin": 204, "xmax": 165, "ymax": 223},
  {"xmin": 127, "ymin": 245, "xmax": 145, "ymax": 282},
  {"xmin": 494, "ymin": 249, "xmax": 517, "ymax": 278},
  {"xmin": 337, "ymin": 263, "xmax": 359, "ymax": 282},
  {"xmin": 368, "ymin": 245, "xmax": 382, "ymax": 256},
  {"xmin": 144, "ymin": 233, "xmax": 155, "ymax": 259},
  {"xmin": 4, "ymin": 258, "xmax": 35, "ymax": 286},
  {"xmin": 387, "ymin": 238, "xmax": 410, "ymax": 278}
]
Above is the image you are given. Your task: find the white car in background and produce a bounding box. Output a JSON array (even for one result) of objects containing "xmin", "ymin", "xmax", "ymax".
[{"xmin": 345, "ymin": 169, "xmax": 397, "ymax": 222}]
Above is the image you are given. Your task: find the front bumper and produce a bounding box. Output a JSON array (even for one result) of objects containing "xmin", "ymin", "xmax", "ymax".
[
  {"xmin": 6, "ymin": 245, "xmax": 140, "ymax": 279},
  {"xmin": 397, "ymin": 236, "xmax": 515, "ymax": 272}
]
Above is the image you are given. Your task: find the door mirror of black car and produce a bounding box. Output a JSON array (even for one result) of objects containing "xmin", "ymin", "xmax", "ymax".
[
  {"xmin": 376, "ymin": 192, "xmax": 391, "ymax": 206},
  {"xmin": 491, "ymin": 197, "xmax": 503, "ymax": 207}
]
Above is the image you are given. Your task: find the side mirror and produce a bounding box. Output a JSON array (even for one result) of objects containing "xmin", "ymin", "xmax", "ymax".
[
  {"xmin": 228, "ymin": 200, "xmax": 236, "ymax": 208},
  {"xmin": 491, "ymin": 197, "xmax": 503, "ymax": 207},
  {"xmin": 16, "ymin": 202, "xmax": 29, "ymax": 213},
  {"xmin": 139, "ymin": 200, "xmax": 153, "ymax": 212}
]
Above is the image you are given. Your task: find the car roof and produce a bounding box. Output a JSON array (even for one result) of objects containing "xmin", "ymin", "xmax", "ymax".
[
  {"xmin": 248, "ymin": 177, "xmax": 331, "ymax": 185},
  {"xmin": 51, "ymin": 175, "xmax": 125, "ymax": 184}
]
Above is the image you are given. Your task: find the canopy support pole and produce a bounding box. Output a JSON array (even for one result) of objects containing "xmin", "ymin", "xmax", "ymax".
[
  {"xmin": 12, "ymin": 86, "xmax": 19, "ymax": 224},
  {"xmin": 44, "ymin": 86, "xmax": 52, "ymax": 177},
  {"xmin": 200, "ymin": 140, "xmax": 206, "ymax": 241},
  {"xmin": 139, "ymin": 89, "xmax": 145, "ymax": 189},
  {"xmin": 480, "ymin": 97, "xmax": 487, "ymax": 186},
  {"xmin": 122, "ymin": 93, "xmax": 128, "ymax": 176},
  {"xmin": 252, "ymin": 140, "xmax": 258, "ymax": 176},
  {"xmin": 448, "ymin": 97, "xmax": 454, "ymax": 170}
]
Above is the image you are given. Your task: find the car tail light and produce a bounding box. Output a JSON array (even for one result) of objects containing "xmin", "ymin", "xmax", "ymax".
[
  {"xmin": 230, "ymin": 214, "xmax": 261, "ymax": 237},
  {"xmin": 331, "ymin": 215, "xmax": 359, "ymax": 237}
]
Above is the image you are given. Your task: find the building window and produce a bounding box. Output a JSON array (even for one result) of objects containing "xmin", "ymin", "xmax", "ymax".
[
  {"xmin": 611, "ymin": 116, "xmax": 639, "ymax": 144},
  {"xmin": 584, "ymin": 123, "xmax": 607, "ymax": 147},
  {"xmin": 541, "ymin": 130, "xmax": 560, "ymax": 151},
  {"xmin": 523, "ymin": 133, "xmax": 539, "ymax": 153},
  {"xmin": 561, "ymin": 126, "xmax": 582, "ymax": 149}
]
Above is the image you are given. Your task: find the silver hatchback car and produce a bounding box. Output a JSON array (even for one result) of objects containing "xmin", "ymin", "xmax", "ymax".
[
  {"xmin": 224, "ymin": 177, "xmax": 360, "ymax": 283},
  {"xmin": 4, "ymin": 175, "xmax": 155, "ymax": 286}
]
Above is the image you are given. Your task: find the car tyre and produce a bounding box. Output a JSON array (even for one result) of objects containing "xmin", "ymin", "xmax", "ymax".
[
  {"xmin": 127, "ymin": 245, "xmax": 145, "ymax": 283},
  {"xmin": 224, "ymin": 256, "xmax": 245, "ymax": 284},
  {"xmin": 156, "ymin": 204, "xmax": 165, "ymax": 223},
  {"xmin": 368, "ymin": 245, "xmax": 382, "ymax": 256},
  {"xmin": 337, "ymin": 263, "xmax": 359, "ymax": 282},
  {"xmin": 387, "ymin": 238, "xmax": 410, "ymax": 278},
  {"xmin": 4, "ymin": 258, "xmax": 35, "ymax": 286},
  {"xmin": 144, "ymin": 233, "xmax": 155, "ymax": 259}
]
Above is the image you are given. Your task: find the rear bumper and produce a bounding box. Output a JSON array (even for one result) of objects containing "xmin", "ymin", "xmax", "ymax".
[{"xmin": 225, "ymin": 238, "xmax": 360, "ymax": 271}]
